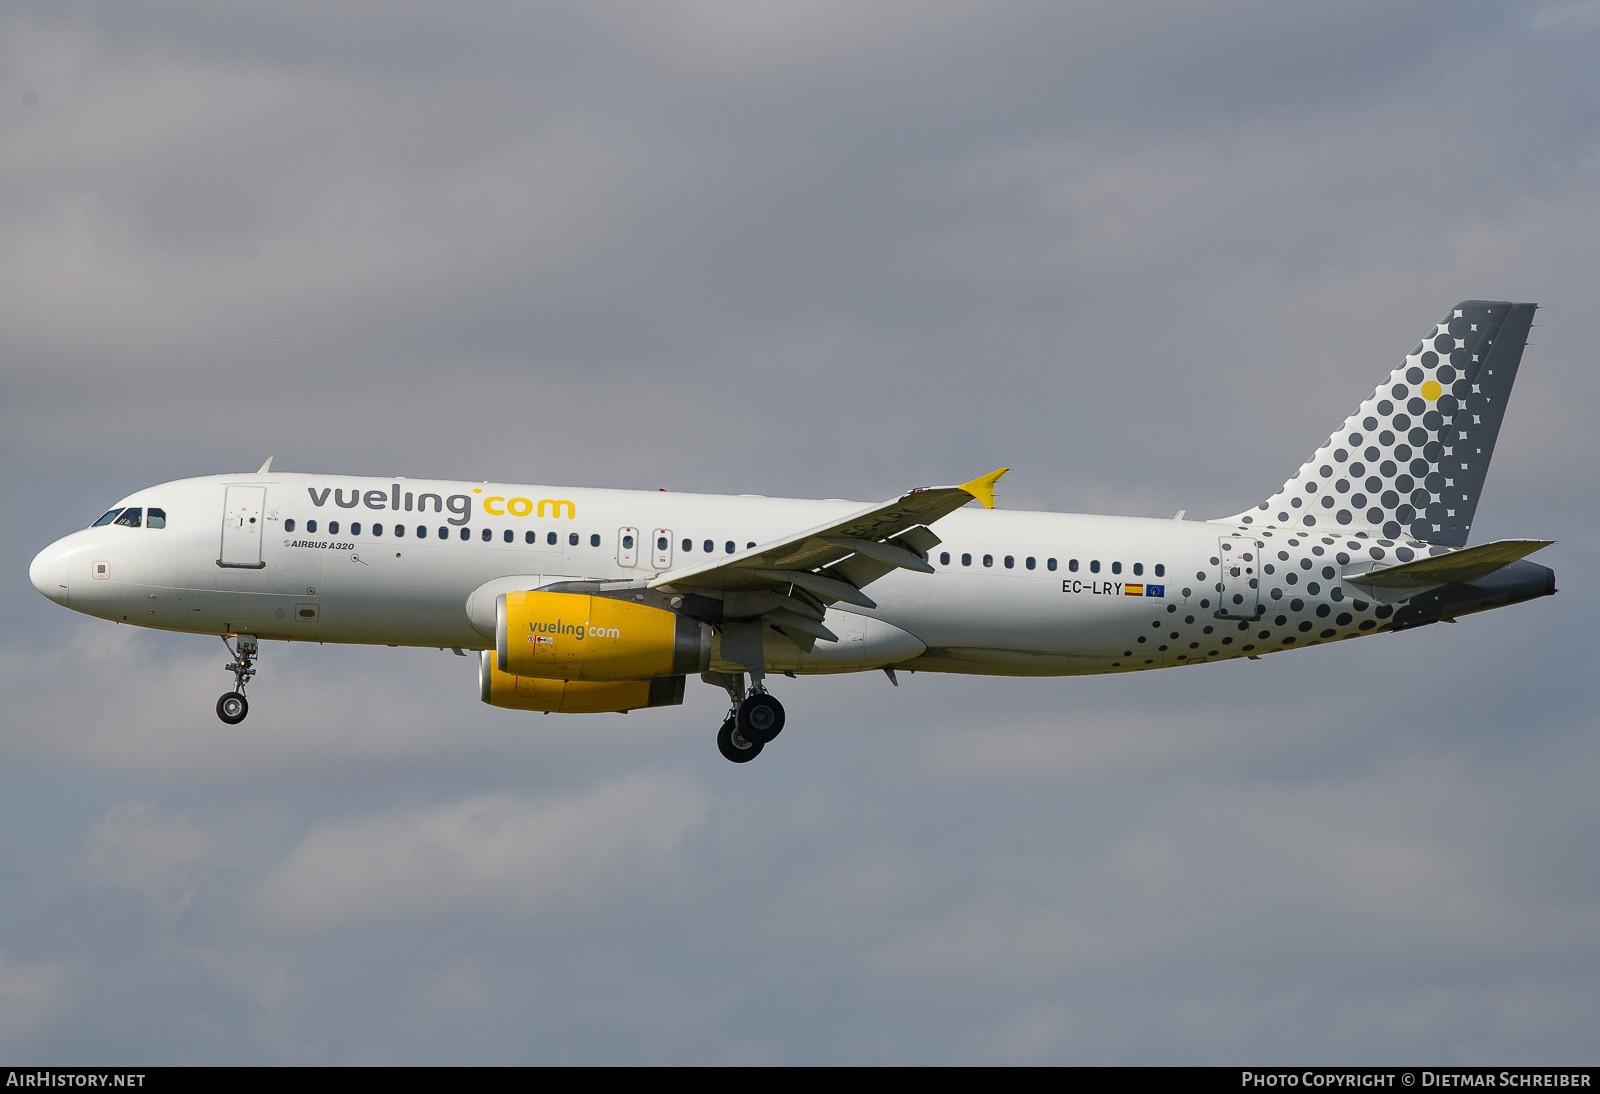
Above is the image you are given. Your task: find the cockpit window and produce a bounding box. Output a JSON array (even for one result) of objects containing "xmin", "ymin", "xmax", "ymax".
[
  {"xmin": 146, "ymin": 507, "xmax": 167, "ymax": 529},
  {"xmin": 113, "ymin": 508, "xmax": 143, "ymax": 528},
  {"xmin": 92, "ymin": 509, "xmax": 123, "ymax": 527}
]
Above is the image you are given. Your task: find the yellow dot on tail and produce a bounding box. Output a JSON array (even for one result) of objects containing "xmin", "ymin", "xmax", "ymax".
[{"xmin": 1420, "ymin": 380, "xmax": 1442, "ymax": 401}]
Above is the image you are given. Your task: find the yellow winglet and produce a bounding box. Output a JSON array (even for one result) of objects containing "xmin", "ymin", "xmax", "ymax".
[{"xmin": 958, "ymin": 467, "xmax": 1010, "ymax": 509}]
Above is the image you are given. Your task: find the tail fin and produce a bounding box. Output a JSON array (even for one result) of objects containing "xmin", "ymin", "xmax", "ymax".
[{"xmin": 1219, "ymin": 300, "xmax": 1535, "ymax": 547}]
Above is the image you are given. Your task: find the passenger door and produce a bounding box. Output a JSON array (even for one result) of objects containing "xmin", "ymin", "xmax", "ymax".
[{"xmin": 220, "ymin": 486, "xmax": 267, "ymax": 568}]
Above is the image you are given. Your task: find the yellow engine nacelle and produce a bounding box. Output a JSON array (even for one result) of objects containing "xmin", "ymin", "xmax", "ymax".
[
  {"xmin": 495, "ymin": 590, "xmax": 710, "ymax": 682},
  {"xmin": 479, "ymin": 652, "xmax": 686, "ymax": 713}
]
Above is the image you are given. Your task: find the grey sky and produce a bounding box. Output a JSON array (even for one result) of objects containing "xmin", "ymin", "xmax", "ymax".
[{"xmin": 2, "ymin": 1, "xmax": 1596, "ymax": 1062}]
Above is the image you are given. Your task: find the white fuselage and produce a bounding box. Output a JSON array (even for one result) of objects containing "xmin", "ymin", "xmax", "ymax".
[{"xmin": 29, "ymin": 472, "xmax": 1434, "ymax": 678}]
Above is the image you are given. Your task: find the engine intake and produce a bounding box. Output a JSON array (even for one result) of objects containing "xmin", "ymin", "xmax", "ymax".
[{"xmin": 496, "ymin": 590, "xmax": 710, "ymax": 681}]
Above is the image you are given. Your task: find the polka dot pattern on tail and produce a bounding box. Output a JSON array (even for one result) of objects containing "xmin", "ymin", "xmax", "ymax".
[{"xmin": 1220, "ymin": 301, "xmax": 1535, "ymax": 549}]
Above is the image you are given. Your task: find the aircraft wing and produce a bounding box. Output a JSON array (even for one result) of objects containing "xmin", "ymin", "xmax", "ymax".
[{"xmin": 647, "ymin": 469, "xmax": 1008, "ymax": 640}]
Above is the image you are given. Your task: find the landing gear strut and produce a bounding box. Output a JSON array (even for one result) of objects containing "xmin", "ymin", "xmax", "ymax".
[
  {"xmin": 704, "ymin": 670, "xmax": 786, "ymax": 763},
  {"xmin": 217, "ymin": 634, "xmax": 257, "ymax": 725}
]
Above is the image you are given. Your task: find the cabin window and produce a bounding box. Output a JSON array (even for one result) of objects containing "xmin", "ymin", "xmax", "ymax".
[
  {"xmin": 482, "ymin": 528, "xmax": 492, "ymax": 542},
  {"xmin": 526, "ymin": 531, "xmax": 535, "ymax": 544},
  {"xmin": 622, "ymin": 535, "xmax": 635, "ymax": 550},
  {"xmin": 417, "ymin": 526, "xmax": 428, "ymax": 538},
  {"xmin": 725, "ymin": 541, "xmax": 735, "ymax": 554},
  {"xmin": 1111, "ymin": 561, "xmax": 1121, "ymax": 575},
  {"xmin": 1155, "ymin": 564, "xmax": 1165, "ymax": 576},
  {"xmin": 351, "ymin": 522, "xmax": 362, "ymax": 535},
  {"xmin": 1133, "ymin": 563, "xmax": 1143, "ymax": 576},
  {"xmin": 1068, "ymin": 559, "xmax": 1079, "ymax": 572},
  {"xmin": 146, "ymin": 508, "xmax": 167, "ymax": 529},
  {"xmin": 747, "ymin": 542, "xmax": 756, "ymax": 549},
  {"xmin": 659, "ymin": 537, "xmax": 670, "ymax": 551},
  {"xmin": 1025, "ymin": 557, "xmax": 1035, "ymax": 570},
  {"xmin": 569, "ymin": 533, "xmax": 579, "ymax": 546},
  {"xmin": 395, "ymin": 524, "xmax": 405, "ymax": 537},
  {"xmin": 438, "ymin": 527, "xmax": 448, "ymax": 539},
  {"xmin": 682, "ymin": 538, "xmax": 692, "ymax": 552},
  {"xmin": 940, "ymin": 552, "xmax": 951, "ymax": 565},
  {"xmin": 703, "ymin": 539, "xmax": 714, "ymax": 553},
  {"xmin": 1090, "ymin": 560, "xmax": 1100, "ymax": 573},
  {"xmin": 548, "ymin": 532, "xmax": 558, "ymax": 545},
  {"xmin": 92, "ymin": 509, "xmax": 123, "ymax": 527},
  {"xmin": 372, "ymin": 524, "xmax": 383, "ymax": 536},
  {"xmin": 114, "ymin": 508, "xmax": 142, "ymax": 528},
  {"xmin": 328, "ymin": 521, "xmax": 339, "ymax": 535},
  {"xmin": 504, "ymin": 530, "xmax": 514, "ymax": 543},
  {"xmin": 961, "ymin": 553, "xmax": 972, "ymax": 566},
  {"xmin": 460, "ymin": 528, "xmax": 470, "ymax": 541},
  {"xmin": 591, "ymin": 534, "xmax": 601, "ymax": 547},
  {"xmin": 307, "ymin": 520, "xmax": 318, "ymax": 533},
  {"xmin": 284, "ymin": 519, "xmax": 296, "ymax": 532},
  {"xmin": 1004, "ymin": 556, "xmax": 1014, "ymax": 569},
  {"xmin": 983, "ymin": 554, "xmax": 994, "ymax": 567},
  {"xmin": 1047, "ymin": 558, "xmax": 1057, "ymax": 571}
]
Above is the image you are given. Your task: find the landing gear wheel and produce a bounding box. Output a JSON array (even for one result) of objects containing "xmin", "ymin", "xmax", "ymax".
[
  {"xmin": 737, "ymin": 693, "xmax": 785, "ymax": 744},
  {"xmin": 216, "ymin": 691, "xmax": 248, "ymax": 725},
  {"xmin": 717, "ymin": 717, "xmax": 763, "ymax": 763}
]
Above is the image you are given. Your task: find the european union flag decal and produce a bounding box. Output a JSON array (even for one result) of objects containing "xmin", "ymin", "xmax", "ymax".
[{"xmin": 1144, "ymin": 584, "xmax": 1164, "ymax": 597}]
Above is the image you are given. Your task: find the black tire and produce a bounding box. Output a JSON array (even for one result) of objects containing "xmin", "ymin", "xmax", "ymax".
[
  {"xmin": 717, "ymin": 717, "xmax": 762, "ymax": 763},
  {"xmin": 216, "ymin": 692, "xmax": 248, "ymax": 725},
  {"xmin": 736, "ymin": 693, "xmax": 785, "ymax": 744}
]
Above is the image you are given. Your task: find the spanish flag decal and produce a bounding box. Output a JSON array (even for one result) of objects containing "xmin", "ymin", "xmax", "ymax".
[{"xmin": 1124, "ymin": 584, "xmax": 1144, "ymax": 596}]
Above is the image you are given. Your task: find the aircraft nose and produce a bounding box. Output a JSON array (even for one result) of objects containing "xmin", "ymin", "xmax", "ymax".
[{"xmin": 29, "ymin": 540, "xmax": 71, "ymax": 605}]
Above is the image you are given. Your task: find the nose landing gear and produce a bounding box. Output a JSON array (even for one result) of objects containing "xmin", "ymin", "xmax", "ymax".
[{"xmin": 217, "ymin": 634, "xmax": 258, "ymax": 725}]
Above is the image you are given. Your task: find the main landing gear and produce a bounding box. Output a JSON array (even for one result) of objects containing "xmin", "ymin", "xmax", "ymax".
[
  {"xmin": 706, "ymin": 672, "xmax": 786, "ymax": 763},
  {"xmin": 217, "ymin": 634, "xmax": 258, "ymax": 725}
]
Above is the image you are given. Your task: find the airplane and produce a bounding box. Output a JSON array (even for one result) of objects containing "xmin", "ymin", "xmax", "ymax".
[{"xmin": 28, "ymin": 300, "xmax": 1555, "ymax": 763}]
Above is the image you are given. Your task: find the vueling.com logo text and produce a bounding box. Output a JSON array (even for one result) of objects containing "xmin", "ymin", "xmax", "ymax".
[
  {"xmin": 476, "ymin": 490, "xmax": 575, "ymax": 518},
  {"xmin": 527, "ymin": 619, "xmax": 621, "ymax": 642}
]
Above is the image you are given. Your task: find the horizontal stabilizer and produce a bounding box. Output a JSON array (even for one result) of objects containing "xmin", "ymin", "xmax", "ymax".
[{"xmin": 1345, "ymin": 539, "xmax": 1553, "ymax": 593}]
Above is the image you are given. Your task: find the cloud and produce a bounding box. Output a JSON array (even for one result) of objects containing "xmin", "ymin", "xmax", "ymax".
[
  {"xmin": 0, "ymin": 949, "xmax": 65, "ymax": 1045},
  {"xmin": 253, "ymin": 771, "xmax": 709, "ymax": 932},
  {"xmin": 878, "ymin": 747, "xmax": 1599, "ymax": 992},
  {"xmin": 418, "ymin": 958, "xmax": 492, "ymax": 1009},
  {"xmin": 914, "ymin": 704, "xmax": 1282, "ymax": 778},
  {"xmin": 87, "ymin": 801, "xmax": 215, "ymax": 917}
]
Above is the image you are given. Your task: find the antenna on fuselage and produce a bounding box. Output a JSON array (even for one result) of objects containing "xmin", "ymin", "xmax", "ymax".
[{"xmin": 257, "ymin": 457, "xmax": 274, "ymax": 473}]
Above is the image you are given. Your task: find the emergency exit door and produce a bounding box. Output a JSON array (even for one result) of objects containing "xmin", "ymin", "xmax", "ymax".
[{"xmin": 618, "ymin": 527, "xmax": 640, "ymax": 567}]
